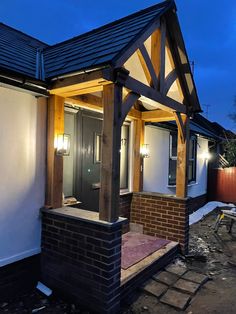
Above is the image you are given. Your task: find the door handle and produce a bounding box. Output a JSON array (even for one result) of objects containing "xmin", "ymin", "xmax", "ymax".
[{"xmin": 92, "ymin": 182, "xmax": 101, "ymax": 190}]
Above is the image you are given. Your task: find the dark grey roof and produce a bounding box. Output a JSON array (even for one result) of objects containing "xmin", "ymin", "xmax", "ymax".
[
  {"xmin": 0, "ymin": 22, "xmax": 48, "ymax": 79},
  {"xmin": 0, "ymin": 1, "xmax": 173, "ymax": 81},
  {"xmin": 43, "ymin": 1, "xmax": 173, "ymax": 79}
]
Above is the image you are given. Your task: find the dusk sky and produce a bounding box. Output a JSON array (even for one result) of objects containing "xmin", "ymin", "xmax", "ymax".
[{"xmin": 0, "ymin": 0, "xmax": 236, "ymax": 131}]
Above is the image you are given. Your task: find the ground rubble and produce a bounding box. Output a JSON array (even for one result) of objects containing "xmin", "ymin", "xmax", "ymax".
[
  {"xmin": 2, "ymin": 206, "xmax": 236, "ymax": 314},
  {"xmin": 124, "ymin": 206, "xmax": 236, "ymax": 313}
]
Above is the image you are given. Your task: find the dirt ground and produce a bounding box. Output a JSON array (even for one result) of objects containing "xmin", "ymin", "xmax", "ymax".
[{"xmin": 1, "ymin": 206, "xmax": 236, "ymax": 314}]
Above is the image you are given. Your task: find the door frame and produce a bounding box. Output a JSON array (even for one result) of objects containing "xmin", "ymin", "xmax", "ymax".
[{"xmin": 75, "ymin": 109, "xmax": 103, "ymax": 205}]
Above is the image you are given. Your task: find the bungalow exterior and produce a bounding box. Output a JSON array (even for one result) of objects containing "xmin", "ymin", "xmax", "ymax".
[{"xmin": 0, "ymin": 1, "xmax": 219, "ymax": 312}]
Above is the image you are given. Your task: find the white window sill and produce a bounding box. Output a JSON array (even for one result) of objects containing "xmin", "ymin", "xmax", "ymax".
[
  {"xmin": 167, "ymin": 182, "xmax": 199, "ymax": 188},
  {"xmin": 120, "ymin": 189, "xmax": 131, "ymax": 195}
]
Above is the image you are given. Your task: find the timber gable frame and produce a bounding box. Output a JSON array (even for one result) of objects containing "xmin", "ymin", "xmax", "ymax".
[
  {"xmin": 47, "ymin": 2, "xmax": 201, "ymax": 220},
  {"xmin": 49, "ymin": 1, "xmax": 200, "ymax": 116}
]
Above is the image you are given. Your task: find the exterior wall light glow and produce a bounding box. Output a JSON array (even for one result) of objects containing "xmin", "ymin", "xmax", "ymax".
[
  {"xmin": 55, "ymin": 133, "xmax": 71, "ymax": 156},
  {"xmin": 201, "ymin": 151, "xmax": 211, "ymax": 160},
  {"xmin": 140, "ymin": 144, "xmax": 150, "ymax": 158}
]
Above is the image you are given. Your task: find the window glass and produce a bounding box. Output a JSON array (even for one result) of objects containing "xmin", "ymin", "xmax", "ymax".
[
  {"xmin": 94, "ymin": 133, "xmax": 102, "ymax": 163},
  {"xmin": 168, "ymin": 133, "xmax": 197, "ymax": 185},
  {"xmin": 170, "ymin": 134, "xmax": 177, "ymax": 157},
  {"xmin": 169, "ymin": 159, "xmax": 177, "ymax": 185},
  {"xmin": 120, "ymin": 124, "xmax": 129, "ymax": 189}
]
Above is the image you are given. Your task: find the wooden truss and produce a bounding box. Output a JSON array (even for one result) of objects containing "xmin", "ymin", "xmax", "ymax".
[{"xmin": 46, "ymin": 14, "xmax": 196, "ymax": 221}]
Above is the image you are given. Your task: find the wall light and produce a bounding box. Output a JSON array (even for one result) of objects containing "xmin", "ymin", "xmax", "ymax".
[
  {"xmin": 55, "ymin": 133, "xmax": 71, "ymax": 156},
  {"xmin": 201, "ymin": 151, "xmax": 211, "ymax": 160},
  {"xmin": 140, "ymin": 144, "xmax": 150, "ymax": 158}
]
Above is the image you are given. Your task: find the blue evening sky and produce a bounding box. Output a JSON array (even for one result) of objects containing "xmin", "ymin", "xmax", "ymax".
[{"xmin": 0, "ymin": 0, "xmax": 236, "ymax": 131}]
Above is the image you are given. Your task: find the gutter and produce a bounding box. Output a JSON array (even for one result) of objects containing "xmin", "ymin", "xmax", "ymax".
[{"xmin": 0, "ymin": 71, "xmax": 48, "ymax": 96}]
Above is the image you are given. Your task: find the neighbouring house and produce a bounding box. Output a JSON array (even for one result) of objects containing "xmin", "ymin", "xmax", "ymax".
[{"xmin": 0, "ymin": 1, "xmax": 228, "ymax": 312}]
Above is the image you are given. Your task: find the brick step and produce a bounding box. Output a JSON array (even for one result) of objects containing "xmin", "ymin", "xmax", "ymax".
[{"xmin": 120, "ymin": 241, "xmax": 179, "ymax": 305}]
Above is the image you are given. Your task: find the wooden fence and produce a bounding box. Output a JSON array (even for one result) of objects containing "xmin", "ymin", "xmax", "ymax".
[{"xmin": 208, "ymin": 167, "xmax": 236, "ymax": 203}]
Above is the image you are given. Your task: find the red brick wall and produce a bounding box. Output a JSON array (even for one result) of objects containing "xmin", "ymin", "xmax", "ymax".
[{"xmin": 131, "ymin": 192, "xmax": 189, "ymax": 253}]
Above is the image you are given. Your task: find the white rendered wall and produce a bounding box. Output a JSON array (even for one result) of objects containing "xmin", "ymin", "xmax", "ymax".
[
  {"xmin": 143, "ymin": 125, "xmax": 208, "ymax": 198},
  {"xmin": 0, "ymin": 86, "xmax": 46, "ymax": 266}
]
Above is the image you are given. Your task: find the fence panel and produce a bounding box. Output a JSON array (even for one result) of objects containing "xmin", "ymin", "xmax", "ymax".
[{"xmin": 208, "ymin": 167, "xmax": 236, "ymax": 203}]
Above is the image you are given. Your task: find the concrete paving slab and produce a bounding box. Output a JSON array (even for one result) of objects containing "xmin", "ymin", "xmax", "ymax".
[
  {"xmin": 160, "ymin": 289, "xmax": 191, "ymax": 310},
  {"xmin": 165, "ymin": 263, "xmax": 187, "ymax": 276},
  {"xmin": 173, "ymin": 278, "xmax": 200, "ymax": 295},
  {"xmin": 153, "ymin": 271, "xmax": 179, "ymax": 286},
  {"xmin": 142, "ymin": 279, "xmax": 168, "ymax": 298},
  {"xmin": 182, "ymin": 271, "xmax": 208, "ymax": 285}
]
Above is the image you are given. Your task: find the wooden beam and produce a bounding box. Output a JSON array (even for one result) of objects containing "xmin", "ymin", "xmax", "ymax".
[
  {"xmin": 123, "ymin": 75, "xmax": 186, "ymax": 113},
  {"xmin": 66, "ymin": 94, "xmax": 142, "ymax": 120},
  {"xmin": 133, "ymin": 119, "xmax": 145, "ymax": 192},
  {"xmin": 151, "ymin": 28, "xmax": 161, "ymax": 84},
  {"xmin": 159, "ymin": 18, "xmax": 166, "ymax": 93},
  {"xmin": 46, "ymin": 95, "xmax": 64, "ymax": 208},
  {"xmin": 142, "ymin": 110, "xmax": 175, "ymax": 122},
  {"xmin": 174, "ymin": 112, "xmax": 185, "ymax": 143},
  {"xmin": 165, "ymin": 38, "xmax": 184, "ymax": 101},
  {"xmin": 137, "ymin": 44, "xmax": 158, "ymax": 89},
  {"xmin": 52, "ymin": 84, "xmax": 104, "ymax": 97},
  {"xmin": 165, "ymin": 10, "xmax": 201, "ymax": 112},
  {"xmin": 113, "ymin": 19, "xmax": 160, "ymax": 68},
  {"xmin": 65, "ymin": 95, "xmax": 102, "ymax": 112},
  {"xmin": 164, "ymin": 69, "xmax": 178, "ymax": 95},
  {"xmin": 99, "ymin": 84, "xmax": 123, "ymax": 222},
  {"xmin": 128, "ymin": 107, "xmax": 142, "ymax": 120},
  {"xmin": 121, "ymin": 92, "xmax": 140, "ymax": 123},
  {"xmin": 176, "ymin": 114, "xmax": 189, "ymax": 198},
  {"xmin": 50, "ymin": 69, "xmax": 110, "ymax": 91}
]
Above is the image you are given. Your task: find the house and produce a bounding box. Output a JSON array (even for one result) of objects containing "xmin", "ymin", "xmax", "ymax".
[{"xmin": 0, "ymin": 0, "xmax": 221, "ymax": 312}]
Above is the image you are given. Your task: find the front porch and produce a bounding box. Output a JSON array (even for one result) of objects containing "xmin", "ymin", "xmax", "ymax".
[
  {"xmin": 41, "ymin": 206, "xmax": 179, "ymax": 312},
  {"xmin": 42, "ymin": 3, "xmax": 201, "ymax": 313}
]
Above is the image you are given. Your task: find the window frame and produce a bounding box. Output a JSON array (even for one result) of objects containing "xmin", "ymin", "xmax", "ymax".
[{"xmin": 168, "ymin": 133, "xmax": 197, "ymax": 186}]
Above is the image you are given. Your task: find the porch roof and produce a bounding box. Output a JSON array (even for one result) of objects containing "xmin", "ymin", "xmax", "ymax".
[
  {"xmin": 43, "ymin": 1, "xmax": 173, "ymax": 79},
  {"xmin": 0, "ymin": 1, "xmax": 172, "ymax": 81}
]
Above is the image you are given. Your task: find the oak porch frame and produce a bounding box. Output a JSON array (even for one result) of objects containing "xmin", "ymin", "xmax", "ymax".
[
  {"xmin": 46, "ymin": 16, "xmax": 193, "ymax": 221},
  {"xmin": 46, "ymin": 75, "xmax": 190, "ymax": 220}
]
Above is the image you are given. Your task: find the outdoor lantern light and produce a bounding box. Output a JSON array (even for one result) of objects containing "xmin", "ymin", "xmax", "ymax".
[
  {"xmin": 201, "ymin": 151, "xmax": 211, "ymax": 160},
  {"xmin": 55, "ymin": 133, "xmax": 71, "ymax": 156},
  {"xmin": 140, "ymin": 144, "xmax": 150, "ymax": 158}
]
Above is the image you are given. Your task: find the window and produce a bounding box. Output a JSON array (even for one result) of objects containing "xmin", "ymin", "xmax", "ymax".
[
  {"xmin": 168, "ymin": 133, "xmax": 197, "ymax": 185},
  {"xmin": 188, "ymin": 136, "xmax": 197, "ymax": 183},
  {"xmin": 94, "ymin": 133, "xmax": 102, "ymax": 163},
  {"xmin": 120, "ymin": 124, "xmax": 130, "ymax": 189}
]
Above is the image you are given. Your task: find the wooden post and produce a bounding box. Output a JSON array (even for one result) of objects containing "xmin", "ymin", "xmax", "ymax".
[
  {"xmin": 99, "ymin": 84, "xmax": 122, "ymax": 222},
  {"xmin": 176, "ymin": 114, "xmax": 189, "ymax": 198},
  {"xmin": 133, "ymin": 119, "xmax": 145, "ymax": 192},
  {"xmin": 46, "ymin": 95, "xmax": 65, "ymax": 208},
  {"xmin": 151, "ymin": 19, "xmax": 166, "ymax": 93}
]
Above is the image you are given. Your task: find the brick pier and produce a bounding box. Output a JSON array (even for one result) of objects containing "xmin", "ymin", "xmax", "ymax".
[
  {"xmin": 41, "ymin": 208, "xmax": 126, "ymax": 314},
  {"xmin": 131, "ymin": 192, "xmax": 189, "ymax": 253}
]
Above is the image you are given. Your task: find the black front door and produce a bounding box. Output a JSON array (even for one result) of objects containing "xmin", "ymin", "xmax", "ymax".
[
  {"xmin": 64, "ymin": 107, "xmax": 130, "ymax": 211},
  {"xmin": 76, "ymin": 110, "xmax": 102, "ymax": 211}
]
